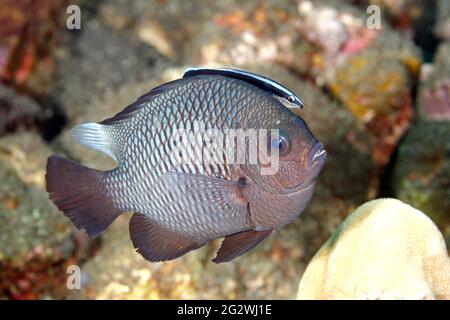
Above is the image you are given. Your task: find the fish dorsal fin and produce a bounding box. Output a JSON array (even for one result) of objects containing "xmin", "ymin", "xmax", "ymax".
[
  {"xmin": 136, "ymin": 78, "xmax": 188, "ymax": 102},
  {"xmin": 85, "ymin": 78, "xmax": 190, "ymax": 160},
  {"xmin": 100, "ymin": 78, "xmax": 189, "ymax": 126},
  {"xmin": 212, "ymin": 229, "xmax": 273, "ymax": 263},
  {"xmin": 183, "ymin": 67, "xmax": 305, "ymax": 109}
]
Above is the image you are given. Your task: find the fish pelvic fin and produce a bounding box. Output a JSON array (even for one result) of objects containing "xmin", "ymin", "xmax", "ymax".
[
  {"xmin": 129, "ymin": 213, "xmax": 204, "ymax": 262},
  {"xmin": 71, "ymin": 122, "xmax": 119, "ymax": 163},
  {"xmin": 212, "ymin": 229, "xmax": 273, "ymax": 263},
  {"xmin": 46, "ymin": 155, "xmax": 122, "ymax": 237}
]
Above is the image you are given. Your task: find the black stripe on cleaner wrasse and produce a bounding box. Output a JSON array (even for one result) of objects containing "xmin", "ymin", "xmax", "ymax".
[
  {"xmin": 184, "ymin": 67, "xmax": 305, "ymax": 109},
  {"xmin": 46, "ymin": 68, "xmax": 327, "ymax": 263}
]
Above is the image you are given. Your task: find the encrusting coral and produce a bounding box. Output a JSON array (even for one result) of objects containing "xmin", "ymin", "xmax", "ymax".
[{"xmin": 297, "ymin": 198, "xmax": 450, "ymax": 300}]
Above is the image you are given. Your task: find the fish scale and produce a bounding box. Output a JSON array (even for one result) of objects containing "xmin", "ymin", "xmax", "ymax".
[{"xmin": 105, "ymin": 78, "xmax": 257, "ymax": 238}]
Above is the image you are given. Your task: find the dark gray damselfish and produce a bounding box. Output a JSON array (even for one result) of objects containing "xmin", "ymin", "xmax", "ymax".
[{"xmin": 46, "ymin": 68, "xmax": 326, "ymax": 263}]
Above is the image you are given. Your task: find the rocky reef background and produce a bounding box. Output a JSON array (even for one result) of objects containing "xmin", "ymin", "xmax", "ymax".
[{"xmin": 0, "ymin": 0, "xmax": 448, "ymax": 299}]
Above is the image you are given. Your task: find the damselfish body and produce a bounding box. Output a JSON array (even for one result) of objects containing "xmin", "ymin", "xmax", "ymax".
[{"xmin": 46, "ymin": 68, "xmax": 326, "ymax": 263}]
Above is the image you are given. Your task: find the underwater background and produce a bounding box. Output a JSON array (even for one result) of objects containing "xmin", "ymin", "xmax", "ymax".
[{"xmin": 0, "ymin": 0, "xmax": 449, "ymax": 299}]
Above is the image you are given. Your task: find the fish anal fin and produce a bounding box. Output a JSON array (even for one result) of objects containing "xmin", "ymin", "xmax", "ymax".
[
  {"xmin": 212, "ymin": 229, "xmax": 273, "ymax": 263},
  {"xmin": 129, "ymin": 213, "xmax": 204, "ymax": 262}
]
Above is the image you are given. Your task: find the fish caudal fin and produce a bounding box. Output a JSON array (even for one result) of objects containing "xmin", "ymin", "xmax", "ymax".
[
  {"xmin": 46, "ymin": 155, "xmax": 121, "ymax": 237},
  {"xmin": 212, "ymin": 229, "xmax": 273, "ymax": 263},
  {"xmin": 130, "ymin": 213, "xmax": 204, "ymax": 262},
  {"xmin": 71, "ymin": 122, "xmax": 118, "ymax": 162}
]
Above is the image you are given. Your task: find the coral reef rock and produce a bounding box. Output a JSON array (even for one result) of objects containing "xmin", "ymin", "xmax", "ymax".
[
  {"xmin": 0, "ymin": 133, "xmax": 72, "ymax": 267},
  {"xmin": 417, "ymin": 42, "xmax": 450, "ymax": 121},
  {"xmin": 393, "ymin": 121, "xmax": 450, "ymax": 246},
  {"xmin": 0, "ymin": 132, "xmax": 92, "ymax": 299},
  {"xmin": 49, "ymin": 2, "xmax": 169, "ymax": 126},
  {"xmin": 394, "ymin": 41, "xmax": 450, "ymax": 246},
  {"xmin": 0, "ymin": 85, "xmax": 42, "ymax": 136},
  {"xmin": 435, "ymin": 0, "xmax": 450, "ymax": 41},
  {"xmin": 297, "ymin": 198, "xmax": 450, "ymax": 300}
]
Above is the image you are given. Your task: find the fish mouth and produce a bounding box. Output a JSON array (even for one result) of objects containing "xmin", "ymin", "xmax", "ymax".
[
  {"xmin": 281, "ymin": 180, "xmax": 316, "ymax": 195},
  {"xmin": 280, "ymin": 180, "xmax": 316, "ymax": 195},
  {"xmin": 308, "ymin": 142, "xmax": 327, "ymax": 168}
]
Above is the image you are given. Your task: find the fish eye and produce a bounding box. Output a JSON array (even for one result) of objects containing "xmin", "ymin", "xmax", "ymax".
[{"xmin": 268, "ymin": 131, "xmax": 291, "ymax": 157}]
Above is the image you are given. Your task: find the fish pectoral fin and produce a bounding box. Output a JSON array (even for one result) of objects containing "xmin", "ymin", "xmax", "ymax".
[
  {"xmin": 129, "ymin": 213, "xmax": 204, "ymax": 262},
  {"xmin": 162, "ymin": 172, "xmax": 248, "ymax": 209},
  {"xmin": 212, "ymin": 229, "xmax": 273, "ymax": 264}
]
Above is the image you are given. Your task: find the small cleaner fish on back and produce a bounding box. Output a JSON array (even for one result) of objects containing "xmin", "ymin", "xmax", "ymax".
[{"xmin": 46, "ymin": 68, "xmax": 327, "ymax": 263}]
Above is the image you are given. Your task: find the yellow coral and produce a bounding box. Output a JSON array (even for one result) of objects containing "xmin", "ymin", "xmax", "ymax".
[{"xmin": 328, "ymin": 53, "xmax": 411, "ymax": 121}]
